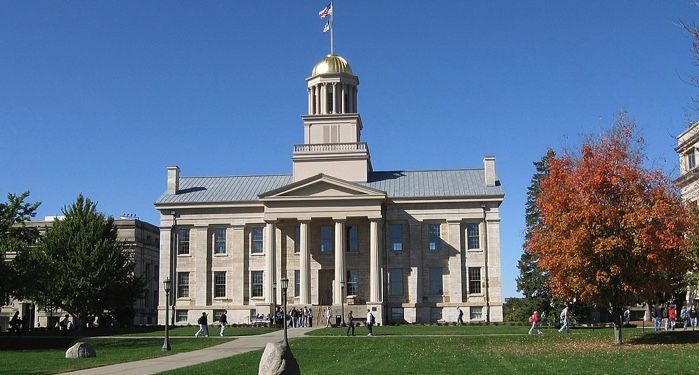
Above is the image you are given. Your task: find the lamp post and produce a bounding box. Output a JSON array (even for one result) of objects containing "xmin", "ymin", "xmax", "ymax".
[
  {"xmin": 281, "ymin": 277, "xmax": 289, "ymax": 346},
  {"xmin": 340, "ymin": 280, "xmax": 345, "ymax": 326},
  {"xmin": 162, "ymin": 277, "xmax": 171, "ymax": 351},
  {"xmin": 272, "ymin": 281, "xmax": 277, "ymax": 328}
]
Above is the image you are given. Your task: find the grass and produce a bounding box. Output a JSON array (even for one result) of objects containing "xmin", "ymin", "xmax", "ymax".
[
  {"xmin": 163, "ymin": 326, "xmax": 699, "ymax": 375},
  {"xmin": 0, "ymin": 337, "xmax": 233, "ymax": 375},
  {"xmin": 8, "ymin": 325, "xmax": 277, "ymax": 338}
]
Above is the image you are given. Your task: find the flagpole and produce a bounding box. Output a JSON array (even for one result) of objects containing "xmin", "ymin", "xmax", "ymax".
[{"xmin": 330, "ymin": 1, "xmax": 334, "ymax": 55}]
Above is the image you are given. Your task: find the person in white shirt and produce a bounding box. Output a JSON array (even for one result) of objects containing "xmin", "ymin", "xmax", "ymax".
[
  {"xmin": 558, "ymin": 303, "xmax": 570, "ymax": 334},
  {"xmin": 325, "ymin": 306, "xmax": 333, "ymax": 328},
  {"xmin": 366, "ymin": 309, "xmax": 375, "ymax": 336}
]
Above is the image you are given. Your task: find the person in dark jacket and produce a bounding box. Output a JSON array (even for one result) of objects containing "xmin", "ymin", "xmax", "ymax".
[{"xmin": 195, "ymin": 312, "xmax": 209, "ymax": 337}]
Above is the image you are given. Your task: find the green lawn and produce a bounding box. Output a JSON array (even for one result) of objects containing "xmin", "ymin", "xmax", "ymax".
[
  {"xmin": 0, "ymin": 337, "xmax": 233, "ymax": 375},
  {"xmin": 163, "ymin": 326, "xmax": 699, "ymax": 375},
  {"xmin": 10, "ymin": 325, "xmax": 277, "ymax": 338}
]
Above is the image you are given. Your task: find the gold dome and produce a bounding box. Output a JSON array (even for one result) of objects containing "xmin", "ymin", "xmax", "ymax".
[{"xmin": 311, "ymin": 54, "xmax": 353, "ymax": 76}]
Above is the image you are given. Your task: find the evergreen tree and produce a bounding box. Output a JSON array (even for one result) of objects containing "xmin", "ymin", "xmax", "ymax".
[
  {"xmin": 26, "ymin": 194, "xmax": 144, "ymax": 326},
  {"xmin": 515, "ymin": 149, "xmax": 555, "ymax": 322}
]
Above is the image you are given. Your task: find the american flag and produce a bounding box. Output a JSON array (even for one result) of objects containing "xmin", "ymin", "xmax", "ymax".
[{"xmin": 318, "ymin": 3, "xmax": 333, "ymax": 19}]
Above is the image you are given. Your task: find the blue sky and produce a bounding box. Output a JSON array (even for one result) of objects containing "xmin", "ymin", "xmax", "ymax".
[{"xmin": 1, "ymin": 1, "xmax": 697, "ymax": 299}]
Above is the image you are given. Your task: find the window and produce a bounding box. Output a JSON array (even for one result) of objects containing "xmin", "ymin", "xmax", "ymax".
[
  {"xmin": 429, "ymin": 267, "xmax": 443, "ymax": 295},
  {"xmin": 390, "ymin": 224, "xmax": 403, "ymax": 252},
  {"xmin": 251, "ymin": 227, "xmax": 263, "ymax": 254},
  {"xmin": 213, "ymin": 309, "xmax": 226, "ymax": 322},
  {"xmin": 389, "ymin": 268, "xmax": 404, "ymax": 296},
  {"xmin": 467, "ymin": 223, "xmax": 480, "ymax": 250},
  {"xmin": 346, "ymin": 225, "xmax": 358, "ymax": 252},
  {"xmin": 153, "ymin": 290, "xmax": 158, "ymax": 309},
  {"xmin": 294, "ymin": 270, "xmax": 300, "ymax": 297},
  {"xmin": 176, "ymin": 310, "xmax": 188, "ymax": 323},
  {"xmin": 214, "ymin": 271, "xmax": 226, "ymax": 298},
  {"xmin": 689, "ymin": 151, "xmax": 696, "ymax": 170},
  {"xmin": 251, "ymin": 271, "xmax": 264, "ymax": 297},
  {"xmin": 294, "ymin": 225, "xmax": 300, "ymax": 253},
  {"xmin": 391, "ymin": 307, "xmax": 404, "ymax": 322},
  {"xmin": 346, "ymin": 270, "xmax": 359, "ymax": 295},
  {"xmin": 144, "ymin": 290, "xmax": 150, "ymax": 309},
  {"xmin": 214, "ymin": 228, "xmax": 227, "ymax": 254},
  {"xmin": 428, "ymin": 224, "xmax": 441, "ymax": 251},
  {"xmin": 153, "ymin": 265, "xmax": 158, "ymax": 281},
  {"xmin": 177, "ymin": 272, "xmax": 189, "ymax": 298},
  {"xmin": 177, "ymin": 228, "xmax": 190, "ymax": 255},
  {"xmin": 470, "ymin": 306, "xmax": 483, "ymax": 320},
  {"xmin": 320, "ymin": 226, "xmax": 333, "ymax": 253},
  {"xmin": 431, "ymin": 307, "xmax": 443, "ymax": 322},
  {"xmin": 145, "ymin": 263, "xmax": 151, "ymax": 282},
  {"xmin": 468, "ymin": 267, "xmax": 482, "ymax": 294}
]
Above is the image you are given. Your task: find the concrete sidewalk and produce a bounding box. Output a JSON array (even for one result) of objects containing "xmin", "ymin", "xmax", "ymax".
[{"xmin": 62, "ymin": 327, "xmax": 319, "ymax": 375}]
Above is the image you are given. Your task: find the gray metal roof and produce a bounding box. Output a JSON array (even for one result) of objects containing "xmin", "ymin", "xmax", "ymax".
[{"xmin": 155, "ymin": 169, "xmax": 503, "ymax": 205}]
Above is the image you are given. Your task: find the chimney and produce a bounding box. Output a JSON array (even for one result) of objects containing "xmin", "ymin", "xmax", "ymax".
[
  {"xmin": 167, "ymin": 166, "xmax": 180, "ymax": 194},
  {"xmin": 484, "ymin": 157, "xmax": 496, "ymax": 187}
]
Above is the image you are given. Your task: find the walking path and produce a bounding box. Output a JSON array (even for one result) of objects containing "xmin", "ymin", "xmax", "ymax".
[{"xmin": 62, "ymin": 327, "xmax": 319, "ymax": 375}]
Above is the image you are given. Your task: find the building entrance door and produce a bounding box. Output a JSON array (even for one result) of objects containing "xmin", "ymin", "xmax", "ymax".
[{"xmin": 318, "ymin": 270, "xmax": 334, "ymax": 305}]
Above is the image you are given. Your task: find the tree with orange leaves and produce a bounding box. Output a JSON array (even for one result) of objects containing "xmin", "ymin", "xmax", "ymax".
[{"xmin": 525, "ymin": 113, "xmax": 691, "ymax": 345}]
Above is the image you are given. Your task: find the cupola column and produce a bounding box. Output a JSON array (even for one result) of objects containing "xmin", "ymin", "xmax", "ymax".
[
  {"xmin": 307, "ymin": 87, "xmax": 312, "ymax": 114},
  {"xmin": 314, "ymin": 86, "xmax": 320, "ymax": 115},
  {"xmin": 332, "ymin": 83, "xmax": 338, "ymax": 114},
  {"xmin": 341, "ymin": 84, "xmax": 347, "ymax": 114}
]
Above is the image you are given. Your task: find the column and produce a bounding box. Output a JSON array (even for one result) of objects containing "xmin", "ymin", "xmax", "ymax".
[
  {"xmin": 333, "ymin": 219, "xmax": 346, "ymax": 305},
  {"xmin": 264, "ymin": 220, "xmax": 276, "ymax": 304},
  {"xmin": 299, "ymin": 220, "xmax": 311, "ymax": 304},
  {"xmin": 320, "ymin": 84, "xmax": 327, "ymax": 114},
  {"xmin": 231, "ymin": 225, "xmax": 245, "ymax": 305},
  {"xmin": 341, "ymin": 84, "xmax": 346, "ymax": 113},
  {"xmin": 447, "ymin": 220, "xmax": 463, "ymax": 303},
  {"xmin": 159, "ymin": 227, "xmax": 172, "ymax": 325},
  {"xmin": 314, "ymin": 86, "xmax": 320, "ymax": 115},
  {"xmin": 408, "ymin": 221, "xmax": 423, "ymax": 304},
  {"xmin": 332, "ymin": 83, "xmax": 337, "ymax": 114},
  {"xmin": 369, "ymin": 218, "xmax": 381, "ymax": 303},
  {"xmin": 307, "ymin": 87, "xmax": 312, "ymax": 114}
]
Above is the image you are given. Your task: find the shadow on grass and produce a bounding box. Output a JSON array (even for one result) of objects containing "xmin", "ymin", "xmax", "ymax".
[{"xmin": 628, "ymin": 331, "xmax": 699, "ymax": 345}]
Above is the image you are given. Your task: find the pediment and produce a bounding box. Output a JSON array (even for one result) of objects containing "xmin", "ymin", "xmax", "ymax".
[{"xmin": 259, "ymin": 174, "xmax": 385, "ymax": 200}]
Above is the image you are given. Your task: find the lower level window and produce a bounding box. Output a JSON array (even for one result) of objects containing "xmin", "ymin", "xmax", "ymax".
[
  {"xmin": 214, "ymin": 271, "xmax": 226, "ymax": 298},
  {"xmin": 346, "ymin": 270, "xmax": 359, "ymax": 295},
  {"xmin": 176, "ymin": 310, "xmax": 188, "ymax": 323},
  {"xmin": 213, "ymin": 309, "xmax": 226, "ymax": 322},
  {"xmin": 391, "ymin": 307, "xmax": 404, "ymax": 322},
  {"xmin": 251, "ymin": 271, "xmax": 264, "ymax": 297},
  {"xmin": 470, "ymin": 306, "xmax": 483, "ymax": 320}
]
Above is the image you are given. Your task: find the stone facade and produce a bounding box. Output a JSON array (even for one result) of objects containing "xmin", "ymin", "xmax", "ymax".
[
  {"xmin": 0, "ymin": 217, "xmax": 160, "ymax": 330},
  {"xmin": 155, "ymin": 54, "xmax": 504, "ymax": 325},
  {"xmin": 676, "ymin": 121, "xmax": 699, "ymax": 304}
]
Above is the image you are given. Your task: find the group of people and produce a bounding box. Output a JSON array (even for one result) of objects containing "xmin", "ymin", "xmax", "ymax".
[
  {"xmin": 194, "ymin": 310, "xmax": 228, "ymax": 337},
  {"xmin": 653, "ymin": 303, "xmax": 698, "ymax": 331},
  {"xmin": 528, "ymin": 303, "xmax": 571, "ymax": 335},
  {"xmin": 286, "ymin": 306, "xmax": 313, "ymax": 328}
]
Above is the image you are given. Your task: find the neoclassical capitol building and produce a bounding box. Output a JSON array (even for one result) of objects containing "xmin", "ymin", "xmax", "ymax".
[{"xmin": 156, "ymin": 54, "xmax": 505, "ymax": 325}]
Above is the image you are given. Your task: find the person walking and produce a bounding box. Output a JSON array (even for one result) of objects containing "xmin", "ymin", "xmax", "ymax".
[
  {"xmin": 690, "ymin": 305, "xmax": 698, "ymax": 331},
  {"xmin": 308, "ymin": 306, "xmax": 313, "ymax": 327},
  {"xmin": 558, "ymin": 303, "xmax": 570, "ymax": 334},
  {"xmin": 653, "ymin": 304, "xmax": 662, "ymax": 332},
  {"xmin": 195, "ymin": 312, "xmax": 209, "ymax": 337},
  {"xmin": 325, "ymin": 306, "xmax": 333, "ymax": 328},
  {"xmin": 9, "ymin": 311, "xmax": 21, "ymax": 336},
  {"xmin": 219, "ymin": 310, "xmax": 228, "ymax": 337},
  {"xmin": 366, "ymin": 309, "xmax": 375, "ymax": 336},
  {"xmin": 680, "ymin": 305, "xmax": 689, "ymax": 330},
  {"xmin": 661, "ymin": 304, "xmax": 669, "ymax": 331},
  {"xmin": 457, "ymin": 306, "xmax": 464, "ymax": 326},
  {"xmin": 346, "ymin": 310, "xmax": 355, "ymax": 336},
  {"xmin": 668, "ymin": 305, "xmax": 677, "ymax": 331},
  {"xmin": 528, "ymin": 310, "xmax": 543, "ymax": 335},
  {"xmin": 623, "ymin": 307, "xmax": 630, "ymax": 326}
]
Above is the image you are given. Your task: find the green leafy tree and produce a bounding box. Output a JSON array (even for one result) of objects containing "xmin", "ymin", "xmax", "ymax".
[
  {"xmin": 516, "ymin": 150, "xmax": 556, "ymax": 322},
  {"xmin": 27, "ymin": 194, "xmax": 144, "ymax": 326},
  {"xmin": 0, "ymin": 192, "xmax": 40, "ymax": 305}
]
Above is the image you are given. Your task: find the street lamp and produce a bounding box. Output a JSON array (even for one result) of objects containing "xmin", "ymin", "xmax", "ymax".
[
  {"xmin": 162, "ymin": 277, "xmax": 171, "ymax": 351},
  {"xmin": 281, "ymin": 277, "xmax": 289, "ymax": 346},
  {"xmin": 272, "ymin": 281, "xmax": 277, "ymax": 328},
  {"xmin": 340, "ymin": 280, "xmax": 345, "ymax": 326}
]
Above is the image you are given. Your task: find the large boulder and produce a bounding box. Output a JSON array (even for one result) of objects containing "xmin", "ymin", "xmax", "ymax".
[
  {"xmin": 258, "ymin": 342, "xmax": 300, "ymax": 375},
  {"xmin": 65, "ymin": 342, "xmax": 96, "ymax": 359}
]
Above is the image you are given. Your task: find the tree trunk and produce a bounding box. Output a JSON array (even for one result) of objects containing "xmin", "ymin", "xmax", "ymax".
[{"xmin": 612, "ymin": 306, "xmax": 623, "ymax": 345}]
